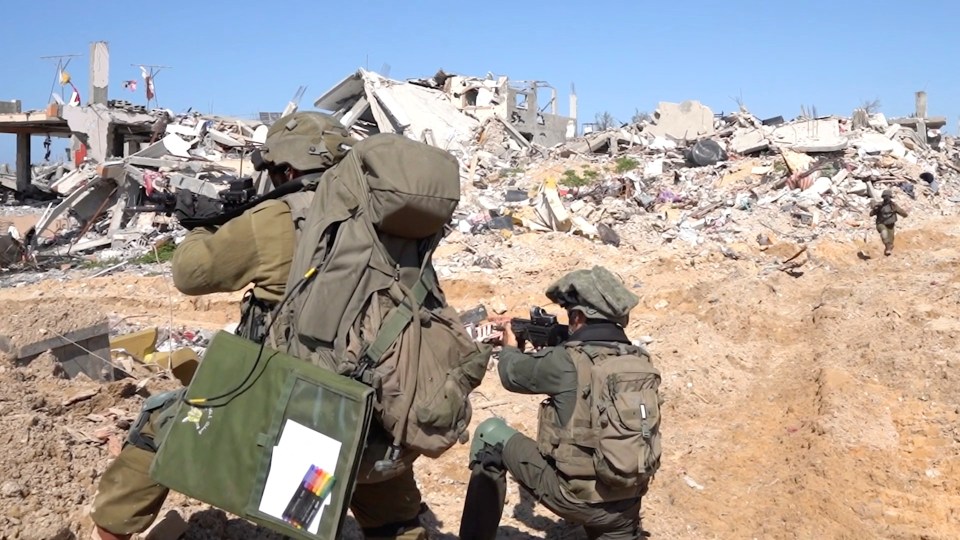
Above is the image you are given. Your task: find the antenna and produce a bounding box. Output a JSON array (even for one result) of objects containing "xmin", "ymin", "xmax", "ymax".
[
  {"xmin": 40, "ymin": 53, "xmax": 82, "ymax": 104},
  {"xmin": 130, "ymin": 63, "xmax": 173, "ymax": 108}
]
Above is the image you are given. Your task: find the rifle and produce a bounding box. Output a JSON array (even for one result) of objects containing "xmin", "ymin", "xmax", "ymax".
[
  {"xmin": 131, "ymin": 176, "xmax": 255, "ymax": 216},
  {"xmin": 130, "ymin": 175, "xmax": 304, "ymax": 229},
  {"xmin": 510, "ymin": 306, "xmax": 569, "ymax": 351}
]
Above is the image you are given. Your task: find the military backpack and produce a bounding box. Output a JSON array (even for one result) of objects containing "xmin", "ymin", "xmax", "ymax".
[
  {"xmin": 542, "ymin": 341, "xmax": 662, "ymax": 493},
  {"xmin": 271, "ymin": 133, "xmax": 491, "ymax": 468}
]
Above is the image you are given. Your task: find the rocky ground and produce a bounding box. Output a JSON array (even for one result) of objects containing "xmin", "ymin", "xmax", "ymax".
[{"xmin": 1, "ymin": 206, "xmax": 959, "ymax": 539}]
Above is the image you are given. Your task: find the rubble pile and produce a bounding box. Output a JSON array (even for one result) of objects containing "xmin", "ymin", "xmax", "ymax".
[
  {"xmin": 3, "ymin": 67, "xmax": 958, "ymax": 275},
  {"xmin": 1, "ymin": 109, "xmax": 272, "ymax": 267},
  {"xmin": 445, "ymin": 100, "xmax": 959, "ymax": 260}
]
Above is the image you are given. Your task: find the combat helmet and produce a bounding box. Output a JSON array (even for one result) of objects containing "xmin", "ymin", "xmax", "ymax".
[
  {"xmin": 255, "ymin": 111, "xmax": 354, "ymax": 172},
  {"xmin": 882, "ymin": 189, "xmax": 893, "ymax": 199},
  {"xmin": 545, "ymin": 265, "xmax": 639, "ymax": 327}
]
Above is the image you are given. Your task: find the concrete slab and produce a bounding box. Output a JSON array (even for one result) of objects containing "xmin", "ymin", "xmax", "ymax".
[
  {"xmin": 70, "ymin": 180, "xmax": 119, "ymax": 224},
  {"xmin": 729, "ymin": 128, "xmax": 769, "ymax": 154},
  {"xmin": 770, "ymin": 118, "xmax": 848, "ymax": 152},
  {"xmin": 0, "ymin": 300, "xmax": 118, "ymax": 381},
  {"xmin": 853, "ymin": 132, "xmax": 907, "ymax": 155},
  {"xmin": 0, "ymin": 110, "xmax": 68, "ymax": 134},
  {"xmin": 888, "ymin": 116, "xmax": 947, "ymax": 130},
  {"xmin": 646, "ymin": 100, "xmax": 715, "ymax": 141},
  {"xmin": 50, "ymin": 168, "xmax": 94, "ymax": 196}
]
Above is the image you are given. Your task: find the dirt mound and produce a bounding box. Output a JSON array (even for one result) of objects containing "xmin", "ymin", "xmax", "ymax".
[
  {"xmin": 0, "ymin": 349, "xmax": 181, "ymax": 540},
  {"xmin": 0, "ymin": 215, "xmax": 959, "ymax": 539},
  {"xmin": 0, "ymin": 299, "xmax": 108, "ymax": 363}
]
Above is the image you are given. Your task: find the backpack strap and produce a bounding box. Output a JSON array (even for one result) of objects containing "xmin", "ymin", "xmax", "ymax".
[
  {"xmin": 356, "ymin": 228, "xmax": 443, "ymax": 471},
  {"xmin": 357, "ymin": 263, "xmax": 437, "ymax": 373},
  {"xmin": 572, "ymin": 340, "xmax": 646, "ymax": 358}
]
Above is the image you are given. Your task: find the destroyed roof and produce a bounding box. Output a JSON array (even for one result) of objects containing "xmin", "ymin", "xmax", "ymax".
[{"xmin": 314, "ymin": 68, "xmax": 482, "ymax": 155}]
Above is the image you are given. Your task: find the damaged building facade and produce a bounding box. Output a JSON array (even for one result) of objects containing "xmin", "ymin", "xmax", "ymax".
[
  {"xmin": 313, "ymin": 68, "xmax": 577, "ymax": 154},
  {"xmin": 1, "ymin": 46, "xmax": 580, "ymax": 266},
  {"xmin": 4, "ymin": 40, "xmax": 953, "ymax": 286}
]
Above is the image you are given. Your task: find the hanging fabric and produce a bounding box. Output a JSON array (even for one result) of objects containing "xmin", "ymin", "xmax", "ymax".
[
  {"xmin": 68, "ymin": 82, "xmax": 81, "ymax": 107},
  {"xmin": 140, "ymin": 66, "xmax": 156, "ymax": 101}
]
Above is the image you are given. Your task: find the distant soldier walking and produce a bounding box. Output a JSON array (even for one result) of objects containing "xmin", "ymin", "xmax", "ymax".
[{"xmin": 870, "ymin": 189, "xmax": 908, "ymax": 256}]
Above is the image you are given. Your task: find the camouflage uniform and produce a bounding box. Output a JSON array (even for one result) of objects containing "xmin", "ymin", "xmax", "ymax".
[
  {"xmin": 91, "ymin": 112, "xmax": 427, "ymax": 540},
  {"xmin": 461, "ymin": 267, "xmax": 651, "ymax": 540},
  {"xmin": 870, "ymin": 189, "xmax": 908, "ymax": 256}
]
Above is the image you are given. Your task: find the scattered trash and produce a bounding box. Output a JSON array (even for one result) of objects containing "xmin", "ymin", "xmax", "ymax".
[
  {"xmin": 597, "ymin": 223, "xmax": 621, "ymax": 247},
  {"xmin": 688, "ymin": 139, "xmax": 728, "ymax": 167},
  {"xmin": 682, "ymin": 474, "xmax": 705, "ymax": 491}
]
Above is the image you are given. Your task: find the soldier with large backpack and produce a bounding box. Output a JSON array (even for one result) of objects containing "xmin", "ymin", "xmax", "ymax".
[
  {"xmin": 91, "ymin": 111, "xmax": 489, "ymax": 539},
  {"xmin": 460, "ymin": 266, "xmax": 661, "ymax": 540},
  {"xmin": 90, "ymin": 111, "xmax": 353, "ymax": 540}
]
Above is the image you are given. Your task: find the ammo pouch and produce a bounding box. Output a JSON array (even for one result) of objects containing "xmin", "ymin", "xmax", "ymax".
[
  {"xmin": 237, "ymin": 290, "xmax": 274, "ymax": 344},
  {"xmin": 150, "ymin": 331, "xmax": 375, "ymax": 540}
]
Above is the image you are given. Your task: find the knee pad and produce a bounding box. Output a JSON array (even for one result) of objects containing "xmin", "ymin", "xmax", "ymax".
[
  {"xmin": 127, "ymin": 389, "xmax": 185, "ymax": 452},
  {"xmin": 469, "ymin": 417, "xmax": 518, "ymax": 465}
]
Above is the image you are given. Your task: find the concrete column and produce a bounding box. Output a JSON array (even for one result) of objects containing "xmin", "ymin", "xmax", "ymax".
[
  {"xmin": 90, "ymin": 41, "xmax": 109, "ymax": 105},
  {"xmin": 15, "ymin": 133, "xmax": 31, "ymax": 196},
  {"xmin": 915, "ymin": 91, "xmax": 928, "ymax": 119},
  {"xmin": 568, "ymin": 90, "xmax": 578, "ymax": 138},
  {"xmin": 916, "ymin": 91, "xmax": 928, "ymax": 142}
]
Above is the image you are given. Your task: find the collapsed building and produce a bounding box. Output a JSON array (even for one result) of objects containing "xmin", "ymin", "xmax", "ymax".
[
  {"xmin": 0, "ymin": 48, "xmax": 579, "ymax": 265},
  {"xmin": 313, "ymin": 68, "xmax": 576, "ymax": 151},
  {"xmin": 0, "ymin": 40, "xmax": 956, "ymax": 281}
]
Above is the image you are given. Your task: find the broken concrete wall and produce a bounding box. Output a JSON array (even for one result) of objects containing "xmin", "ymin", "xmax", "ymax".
[
  {"xmin": 446, "ymin": 75, "xmax": 509, "ymax": 123},
  {"xmin": 505, "ymin": 84, "xmax": 573, "ymax": 147},
  {"xmin": 0, "ymin": 300, "xmax": 116, "ymax": 381},
  {"xmin": 646, "ymin": 100, "xmax": 715, "ymax": 141},
  {"xmin": 770, "ymin": 118, "xmax": 848, "ymax": 152},
  {"xmin": 62, "ymin": 104, "xmax": 156, "ymax": 163},
  {"xmin": 315, "ymin": 69, "xmax": 482, "ymax": 155},
  {"xmin": 314, "ymin": 69, "xmax": 576, "ymax": 155}
]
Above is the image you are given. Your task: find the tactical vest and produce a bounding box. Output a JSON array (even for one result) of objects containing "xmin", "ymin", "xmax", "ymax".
[
  {"xmin": 877, "ymin": 200, "xmax": 898, "ymax": 225},
  {"xmin": 537, "ymin": 341, "xmax": 662, "ymax": 503}
]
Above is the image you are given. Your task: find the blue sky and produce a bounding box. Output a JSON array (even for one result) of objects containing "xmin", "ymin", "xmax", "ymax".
[{"xmin": 1, "ymin": 0, "xmax": 957, "ymax": 165}]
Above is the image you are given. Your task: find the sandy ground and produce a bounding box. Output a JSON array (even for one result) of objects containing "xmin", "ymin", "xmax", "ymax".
[{"xmin": 1, "ymin": 211, "xmax": 959, "ymax": 539}]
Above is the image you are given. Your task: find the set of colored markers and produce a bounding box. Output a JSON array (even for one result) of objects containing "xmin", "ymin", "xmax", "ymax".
[{"xmin": 282, "ymin": 464, "xmax": 336, "ymax": 530}]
